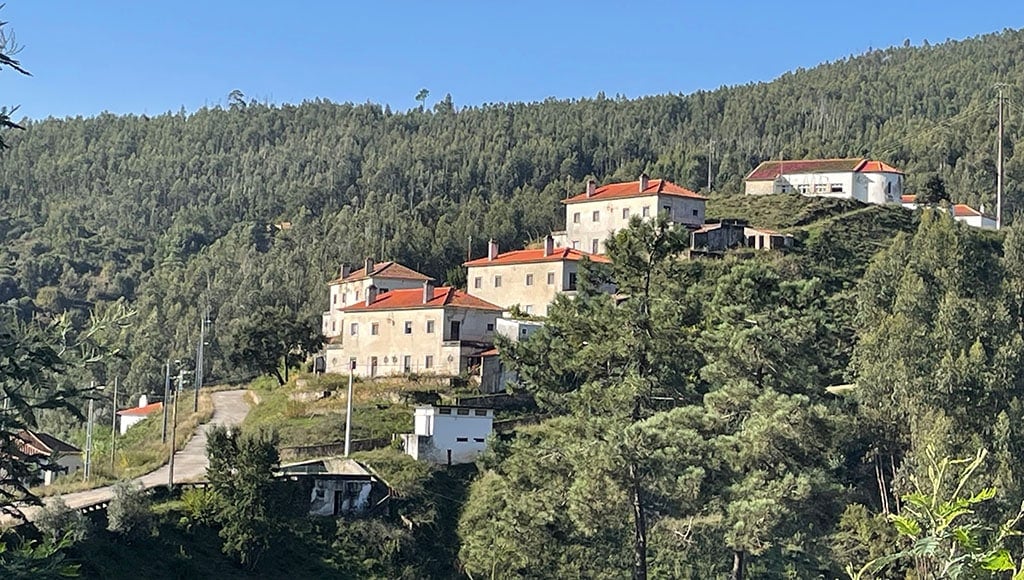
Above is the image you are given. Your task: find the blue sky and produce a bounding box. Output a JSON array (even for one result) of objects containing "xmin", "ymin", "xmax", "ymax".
[{"xmin": 3, "ymin": 1, "xmax": 1022, "ymax": 120}]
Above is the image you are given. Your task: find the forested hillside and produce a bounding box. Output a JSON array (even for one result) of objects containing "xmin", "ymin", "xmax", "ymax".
[{"xmin": 1, "ymin": 29, "xmax": 1022, "ymax": 397}]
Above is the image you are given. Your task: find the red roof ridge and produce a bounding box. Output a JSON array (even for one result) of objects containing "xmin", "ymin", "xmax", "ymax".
[
  {"xmin": 464, "ymin": 247, "xmax": 611, "ymax": 267},
  {"xmin": 341, "ymin": 286, "xmax": 502, "ymax": 312},
  {"xmin": 118, "ymin": 401, "xmax": 163, "ymax": 417},
  {"xmin": 329, "ymin": 261, "xmax": 432, "ymax": 285},
  {"xmin": 563, "ymin": 177, "xmax": 706, "ymax": 204}
]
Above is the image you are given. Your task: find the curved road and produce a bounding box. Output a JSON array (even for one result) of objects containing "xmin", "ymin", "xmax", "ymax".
[{"xmin": 26, "ymin": 389, "xmax": 250, "ymax": 518}]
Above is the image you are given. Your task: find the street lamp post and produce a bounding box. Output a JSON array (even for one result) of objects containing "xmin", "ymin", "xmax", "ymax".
[{"xmin": 109, "ymin": 376, "xmax": 118, "ymax": 473}]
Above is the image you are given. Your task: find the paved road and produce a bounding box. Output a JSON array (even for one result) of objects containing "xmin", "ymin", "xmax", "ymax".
[{"xmin": 24, "ymin": 389, "xmax": 250, "ymax": 519}]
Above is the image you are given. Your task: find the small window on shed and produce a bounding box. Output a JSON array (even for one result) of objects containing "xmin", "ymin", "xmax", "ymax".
[
  {"xmin": 457, "ymin": 408, "xmax": 470, "ymax": 415},
  {"xmin": 439, "ymin": 408, "xmax": 452, "ymax": 415},
  {"xmin": 473, "ymin": 438, "xmax": 486, "ymax": 443},
  {"xmin": 474, "ymin": 409, "xmax": 488, "ymax": 416},
  {"xmin": 456, "ymin": 437, "xmax": 469, "ymax": 442}
]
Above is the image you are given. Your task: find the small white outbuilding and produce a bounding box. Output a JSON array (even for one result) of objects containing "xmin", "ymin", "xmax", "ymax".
[{"xmin": 401, "ymin": 405, "xmax": 494, "ymax": 465}]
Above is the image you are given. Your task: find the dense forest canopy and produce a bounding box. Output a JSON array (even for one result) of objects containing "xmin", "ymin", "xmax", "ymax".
[{"xmin": 0, "ymin": 28, "xmax": 1022, "ymax": 399}]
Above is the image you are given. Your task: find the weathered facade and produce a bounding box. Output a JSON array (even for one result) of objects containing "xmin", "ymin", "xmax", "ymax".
[
  {"xmin": 690, "ymin": 220, "xmax": 794, "ymax": 254},
  {"xmin": 15, "ymin": 430, "xmax": 82, "ymax": 486},
  {"xmin": 323, "ymin": 283, "xmax": 501, "ymax": 377},
  {"xmin": 744, "ymin": 158, "xmax": 904, "ymax": 205},
  {"xmin": 479, "ymin": 318, "xmax": 544, "ymax": 393},
  {"xmin": 277, "ymin": 457, "xmax": 390, "ymax": 518},
  {"xmin": 464, "ymin": 237, "xmax": 611, "ymax": 316},
  {"xmin": 561, "ymin": 174, "xmax": 707, "ymax": 254},
  {"xmin": 322, "ymin": 259, "xmax": 433, "ymax": 340}
]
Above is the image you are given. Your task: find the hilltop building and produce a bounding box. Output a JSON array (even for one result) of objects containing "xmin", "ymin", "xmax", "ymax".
[
  {"xmin": 744, "ymin": 158, "xmax": 904, "ymax": 205},
  {"xmin": 464, "ymin": 236, "xmax": 611, "ymax": 316},
  {"xmin": 554, "ymin": 174, "xmax": 707, "ymax": 254},
  {"xmin": 400, "ymin": 405, "xmax": 494, "ymax": 465},
  {"xmin": 900, "ymin": 196, "xmax": 997, "ymax": 229},
  {"xmin": 322, "ymin": 259, "xmax": 433, "ymax": 339},
  {"xmin": 323, "ymin": 282, "xmax": 501, "ymax": 377},
  {"xmin": 117, "ymin": 395, "xmax": 163, "ymax": 435},
  {"xmin": 690, "ymin": 220, "xmax": 794, "ymax": 255}
]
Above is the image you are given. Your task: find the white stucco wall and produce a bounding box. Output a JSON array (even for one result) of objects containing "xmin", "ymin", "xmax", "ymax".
[
  {"xmin": 750, "ymin": 171, "xmax": 901, "ymax": 205},
  {"xmin": 403, "ymin": 406, "xmax": 494, "ymax": 464},
  {"xmin": 955, "ymin": 214, "xmax": 997, "ymax": 230},
  {"xmin": 467, "ymin": 261, "xmax": 570, "ymax": 316},
  {"xmin": 323, "ymin": 276, "xmax": 428, "ymax": 338},
  {"xmin": 564, "ymin": 194, "xmax": 705, "ymax": 254},
  {"xmin": 119, "ymin": 414, "xmax": 153, "ymax": 435}
]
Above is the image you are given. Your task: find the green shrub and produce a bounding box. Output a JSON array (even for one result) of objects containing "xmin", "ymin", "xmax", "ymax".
[
  {"xmin": 107, "ymin": 481, "xmax": 153, "ymax": 542},
  {"xmin": 180, "ymin": 487, "xmax": 221, "ymax": 526},
  {"xmin": 34, "ymin": 498, "xmax": 90, "ymax": 545}
]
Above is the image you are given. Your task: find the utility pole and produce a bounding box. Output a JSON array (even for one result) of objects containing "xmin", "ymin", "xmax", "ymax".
[
  {"xmin": 84, "ymin": 381, "xmax": 95, "ymax": 480},
  {"xmin": 168, "ymin": 367, "xmax": 183, "ymax": 490},
  {"xmin": 466, "ymin": 235, "xmax": 472, "ymax": 262},
  {"xmin": 194, "ymin": 311, "xmax": 207, "ymax": 413},
  {"xmin": 109, "ymin": 377, "xmax": 118, "ymax": 473},
  {"xmin": 161, "ymin": 360, "xmax": 170, "ymax": 443},
  {"xmin": 997, "ymin": 86, "xmax": 1005, "ymax": 230},
  {"xmin": 707, "ymin": 138, "xmax": 716, "ymax": 192},
  {"xmin": 344, "ymin": 361, "xmax": 355, "ymax": 457}
]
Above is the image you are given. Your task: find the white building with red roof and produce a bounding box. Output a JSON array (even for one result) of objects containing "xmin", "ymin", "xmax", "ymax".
[
  {"xmin": 15, "ymin": 430, "xmax": 82, "ymax": 486},
  {"xmin": 744, "ymin": 158, "xmax": 904, "ymax": 204},
  {"xmin": 464, "ymin": 236, "xmax": 611, "ymax": 316},
  {"xmin": 902, "ymin": 196, "xmax": 997, "ymax": 230},
  {"xmin": 558, "ymin": 173, "xmax": 707, "ymax": 255},
  {"xmin": 117, "ymin": 395, "xmax": 163, "ymax": 435},
  {"xmin": 323, "ymin": 281, "xmax": 502, "ymax": 377},
  {"xmin": 322, "ymin": 258, "xmax": 434, "ymax": 340}
]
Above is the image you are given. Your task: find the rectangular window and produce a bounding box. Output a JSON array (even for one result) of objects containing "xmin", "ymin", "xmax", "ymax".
[
  {"xmin": 473, "ymin": 277, "xmax": 482, "ymax": 289},
  {"xmin": 473, "ymin": 438, "xmax": 485, "ymax": 443},
  {"xmin": 355, "ymin": 289, "xmax": 361, "ymax": 300},
  {"xmin": 546, "ymin": 272, "xmax": 555, "ymax": 285},
  {"xmin": 426, "ymin": 320, "xmax": 435, "ymax": 333},
  {"xmin": 798, "ymin": 184, "xmax": 810, "ymax": 194},
  {"xmin": 525, "ymin": 273, "xmax": 534, "ymax": 286},
  {"xmin": 457, "ymin": 408, "xmax": 470, "ymax": 415},
  {"xmin": 814, "ymin": 183, "xmax": 828, "ymax": 193},
  {"xmin": 494, "ymin": 276, "xmax": 502, "ymax": 288},
  {"xmin": 370, "ymin": 322, "xmax": 378, "ymax": 335},
  {"xmin": 568, "ymin": 272, "xmax": 578, "ymax": 291},
  {"xmin": 331, "ymin": 320, "xmax": 336, "ymax": 332},
  {"xmin": 332, "ymin": 294, "xmax": 336, "ymax": 305},
  {"xmin": 592, "ymin": 210, "xmax": 600, "ymax": 222},
  {"xmin": 450, "ymin": 320, "xmax": 461, "ymax": 340},
  {"xmin": 622, "ymin": 208, "xmax": 630, "ymax": 219},
  {"xmin": 591, "ymin": 239, "xmax": 599, "ymax": 254},
  {"xmin": 348, "ymin": 357, "xmax": 356, "ymax": 371},
  {"xmin": 830, "ymin": 183, "xmax": 844, "ymax": 193},
  {"xmin": 403, "ymin": 355, "xmax": 411, "ymax": 373},
  {"xmin": 404, "ymin": 321, "xmax": 413, "ymax": 334},
  {"xmin": 524, "ymin": 305, "xmax": 533, "ymax": 314},
  {"xmin": 350, "ymin": 323, "xmax": 358, "ymax": 336},
  {"xmin": 573, "ymin": 212, "xmax": 580, "ymax": 223},
  {"xmin": 425, "ymin": 355, "xmax": 433, "ymax": 369},
  {"xmin": 662, "ymin": 205, "xmax": 671, "ymax": 216},
  {"xmin": 456, "ymin": 437, "xmax": 469, "ymax": 442},
  {"xmin": 692, "ymin": 209, "xmax": 699, "ymax": 217},
  {"xmin": 571, "ymin": 240, "xmax": 579, "ymax": 249},
  {"xmin": 439, "ymin": 407, "xmax": 452, "ymax": 415},
  {"xmin": 642, "ymin": 206, "xmax": 650, "ymax": 217},
  {"xmin": 474, "ymin": 409, "xmax": 488, "ymax": 416},
  {"xmin": 486, "ymin": 323, "xmax": 494, "ymax": 331}
]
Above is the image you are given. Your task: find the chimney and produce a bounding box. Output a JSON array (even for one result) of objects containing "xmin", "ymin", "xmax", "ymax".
[
  {"xmin": 340, "ymin": 264, "xmax": 351, "ymax": 279},
  {"xmin": 365, "ymin": 284, "xmax": 378, "ymax": 306},
  {"xmin": 543, "ymin": 234, "xmax": 554, "ymax": 257},
  {"xmin": 422, "ymin": 280, "xmax": 435, "ymax": 304},
  {"xmin": 488, "ymin": 239, "xmax": 499, "ymax": 261},
  {"xmin": 586, "ymin": 180, "xmax": 596, "ymax": 198},
  {"xmin": 364, "ymin": 257, "xmax": 374, "ymax": 275},
  {"xmin": 639, "ymin": 173, "xmax": 649, "ymax": 192},
  {"xmin": 138, "ymin": 394, "xmax": 148, "ymax": 408}
]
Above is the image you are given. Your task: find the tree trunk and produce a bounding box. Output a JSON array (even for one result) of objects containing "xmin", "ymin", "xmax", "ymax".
[
  {"xmin": 273, "ymin": 368, "xmax": 285, "ymax": 385},
  {"xmin": 731, "ymin": 550, "xmax": 745, "ymax": 580},
  {"xmin": 630, "ymin": 461, "xmax": 648, "ymax": 580}
]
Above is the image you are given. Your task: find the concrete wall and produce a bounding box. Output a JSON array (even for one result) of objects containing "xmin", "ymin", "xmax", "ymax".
[
  {"xmin": 43, "ymin": 454, "xmax": 83, "ymax": 486},
  {"xmin": 119, "ymin": 414, "xmax": 154, "ymax": 435},
  {"xmin": 306, "ymin": 477, "xmax": 385, "ymax": 517},
  {"xmin": 956, "ymin": 214, "xmax": 997, "ymax": 229},
  {"xmin": 467, "ymin": 261, "xmax": 570, "ymax": 316},
  {"xmin": 745, "ymin": 171, "xmax": 902, "ymax": 205},
  {"xmin": 564, "ymin": 194, "xmax": 705, "ymax": 254},
  {"xmin": 744, "ymin": 180, "xmax": 775, "ymax": 195},
  {"xmin": 404, "ymin": 406, "xmax": 494, "ymax": 464},
  {"xmin": 323, "ymin": 306, "xmax": 498, "ymax": 376}
]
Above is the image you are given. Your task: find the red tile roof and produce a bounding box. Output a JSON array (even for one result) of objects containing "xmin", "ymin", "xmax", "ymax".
[
  {"xmin": 464, "ymin": 247, "xmax": 611, "ymax": 267},
  {"xmin": 480, "ymin": 348, "xmax": 500, "ymax": 357},
  {"xmin": 16, "ymin": 430, "xmax": 80, "ymax": 456},
  {"xmin": 329, "ymin": 261, "xmax": 432, "ymax": 284},
  {"xmin": 745, "ymin": 158, "xmax": 904, "ymax": 181},
  {"xmin": 341, "ymin": 286, "xmax": 502, "ymax": 312},
  {"xmin": 118, "ymin": 402, "xmax": 163, "ymax": 417},
  {"xmin": 901, "ymin": 194, "xmax": 917, "ymax": 204},
  {"xmin": 563, "ymin": 178, "xmax": 706, "ymax": 204},
  {"xmin": 952, "ymin": 204, "xmax": 992, "ymax": 218}
]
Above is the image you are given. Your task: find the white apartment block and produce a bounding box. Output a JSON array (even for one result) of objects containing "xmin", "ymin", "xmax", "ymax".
[
  {"xmin": 322, "ymin": 281, "xmax": 501, "ymax": 377},
  {"xmin": 322, "ymin": 259, "xmax": 433, "ymax": 339},
  {"xmin": 556, "ymin": 174, "xmax": 707, "ymax": 254},
  {"xmin": 463, "ymin": 237, "xmax": 611, "ymax": 316},
  {"xmin": 744, "ymin": 158, "xmax": 904, "ymax": 205}
]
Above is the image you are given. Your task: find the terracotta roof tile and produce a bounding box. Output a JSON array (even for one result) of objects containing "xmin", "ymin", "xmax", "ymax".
[
  {"xmin": 901, "ymin": 194, "xmax": 917, "ymax": 203},
  {"xmin": 16, "ymin": 430, "xmax": 81, "ymax": 456},
  {"xmin": 341, "ymin": 286, "xmax": 502, "ymax": 312},
  {"xmin": 464, "ymin": 247, "xmax": 611, "ymax": 267},
  {"xmin": 118, "ymin": 402, "xmax": 163, "ymax": 417},
  {"xmin": 952, "ymin": 204, "xmax": 991, "ymax": 218},
  {"xmin": 563, "ymin": 178, "xmax": 706, "ymax": 204},
  {"xmin": 745, "ymin": 158, "xmax": 905, "ymax": 181},
  {"xmin": 329, "ymin": 261, "xmax": 432, "ymax": 284}
]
